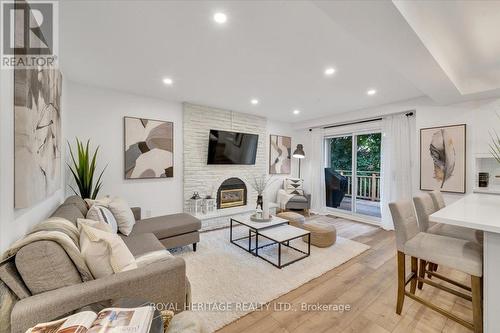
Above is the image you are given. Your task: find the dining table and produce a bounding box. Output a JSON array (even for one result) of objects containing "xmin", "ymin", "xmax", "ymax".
[{"xmin": 430, "ymin": 192, "xmax": 500, "ymax": 333}]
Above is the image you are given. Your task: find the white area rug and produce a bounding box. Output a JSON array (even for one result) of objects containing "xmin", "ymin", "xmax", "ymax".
[{"xmin": 176, "ymin": 222, "xmax": 370, "ymax": 332}]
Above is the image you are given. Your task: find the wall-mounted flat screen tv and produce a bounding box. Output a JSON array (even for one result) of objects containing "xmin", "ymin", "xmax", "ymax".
[{"xmin": 207, "ymin": 129, "xmax": 258, "ymax": 165}]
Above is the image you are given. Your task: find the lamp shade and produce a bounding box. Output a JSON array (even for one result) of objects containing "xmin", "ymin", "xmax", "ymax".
[{"xmin": 292, "ymin": 144, "xmax": 305, "ymax": 159}]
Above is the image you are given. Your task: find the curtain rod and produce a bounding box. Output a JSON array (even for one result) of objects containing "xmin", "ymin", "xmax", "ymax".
[
  {"xmin": 311, "ymin": 111, "xmax": 415, "ymax": 131},
  {"xmin": 322, "ymin": 117, "xmax": 382, "ymax": 130}
]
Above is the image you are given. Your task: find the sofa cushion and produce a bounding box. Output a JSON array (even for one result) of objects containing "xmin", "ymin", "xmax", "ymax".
[
  {"xmin": 288, "ymin": 195, "xmax": 308, "ymax": 203},
  {"xmin": 15, "ymin": 241, "xmax": 82, "ymax": 294},
  {"xmin": 64, "ymin": 195, "xmax": 89, "ymax": 216},
  {"xmin": 0, "ymin": 257, "xmax": 31, "ymax": 299},
  {"xmin": 121, "ymin": 233, "xmax": 165, "ymax": 257},
  {"xmin": 129, "ymin": 214, "xmax": 201, "ymax": 240},
  {"xmin": 50, "ymin": 204, "xmax": 85, "ymax": 225}
]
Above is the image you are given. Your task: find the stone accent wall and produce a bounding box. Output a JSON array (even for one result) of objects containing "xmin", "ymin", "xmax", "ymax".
[{"xmin": 183, "ymin": 103, "xmax": 267, "ymax": 212}]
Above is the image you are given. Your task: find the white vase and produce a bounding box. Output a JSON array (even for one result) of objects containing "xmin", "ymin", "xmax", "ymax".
[{"xmin": 262, "ymin": 197, "xmax": 270, "ymax": 219}]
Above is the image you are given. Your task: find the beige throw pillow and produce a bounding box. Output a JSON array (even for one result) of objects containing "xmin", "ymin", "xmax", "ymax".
[
  {"xmin": 79, "ymin": 224, "xmax": 137, "ymax": 278},
  {"xmin": 77, "ymin": 218, "xmax": 113, "ymax": 233},
  {"xmin": 84, "ymin": 196, "xmax": 113, "ymax": 208},
  {"xmin": 86, "ymin": 205, "xmax": 119, "ymax": 233},
  {"xmin": 107, "ymin": 197, "xmax": 136, "ymax": 235}
]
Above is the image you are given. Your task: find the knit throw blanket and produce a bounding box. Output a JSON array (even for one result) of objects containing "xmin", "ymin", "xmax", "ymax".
[
  {"xmin": 277, "ymin": 189, "xmax": 296, "ymax": 210},
  {"xmin": 0, "ymin": 217, "xmax": 93, "ymax": 333}
]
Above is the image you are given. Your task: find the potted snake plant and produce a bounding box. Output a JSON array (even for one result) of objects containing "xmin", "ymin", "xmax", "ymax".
[{"xmin": 67, "ymin": 138, "xmax": 107, "ymax": 199}]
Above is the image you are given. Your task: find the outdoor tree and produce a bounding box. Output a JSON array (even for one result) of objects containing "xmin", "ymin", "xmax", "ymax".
[{"xmin": 329, "ymin": 133, "xmax": 381, "ymax": 173}]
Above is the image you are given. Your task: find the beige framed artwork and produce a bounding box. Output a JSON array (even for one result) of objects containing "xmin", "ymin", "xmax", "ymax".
[
  {"xmin": 124, "ymin": 117, "xmax": 174, "ymax": 179},
  {"xmin": 420, "ymin": 124, "xmax": 466, "ymax": 193},
  {"xmin": 269, "ymin": 135, "xmax": 291, "ymax": 174}
]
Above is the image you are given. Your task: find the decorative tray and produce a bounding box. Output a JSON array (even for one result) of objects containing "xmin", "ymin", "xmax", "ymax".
[{"xmin": 250, "ymin": 213, "xmax": 272, "ymax": 222}]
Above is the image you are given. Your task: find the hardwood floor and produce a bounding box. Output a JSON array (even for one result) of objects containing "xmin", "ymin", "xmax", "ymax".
[{"xmin": 217, "ymin": 217, "xmax": 474, "ymax": 333}]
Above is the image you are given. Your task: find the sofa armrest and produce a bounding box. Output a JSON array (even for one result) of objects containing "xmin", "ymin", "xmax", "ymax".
[
  {"xmin": 11, "ymin": 257, "xmax": 186, "ymax": 333},
  {"xmin": 131, "ymin": 207, "xmax": 141, "ymax": 221}
]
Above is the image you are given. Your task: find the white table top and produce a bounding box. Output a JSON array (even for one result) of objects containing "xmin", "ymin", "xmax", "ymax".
[
  {"xmin": 231, "ymin": 214, "xmax": 289, "ymax": 230},
  {"xmin": 258, "ymin": 224, "xmax": 310, "ymax": 243},
  {"xmin": 430, "ymin": 193, "xmax": 500, "ymax": 234}
]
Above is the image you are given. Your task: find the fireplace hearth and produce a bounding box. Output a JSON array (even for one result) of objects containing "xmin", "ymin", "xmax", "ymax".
[{"xmin": 218, "ymin": 178, "xmax": 247, "ymax": 209}]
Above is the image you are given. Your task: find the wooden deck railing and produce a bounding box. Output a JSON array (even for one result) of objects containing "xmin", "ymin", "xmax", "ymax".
[{"xmin": 337, "ymin": 170, "xmax": 381, "ymax": 201}]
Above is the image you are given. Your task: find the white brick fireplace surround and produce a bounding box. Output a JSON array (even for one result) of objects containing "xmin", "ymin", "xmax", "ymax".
[{"xmin": 183, "ymin": 103, "xmax": 267, "ymax": 230}]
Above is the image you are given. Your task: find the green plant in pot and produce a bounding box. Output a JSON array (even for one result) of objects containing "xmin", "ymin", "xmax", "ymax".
[{"xmin": 67, "ymin": 138, "xmax": 107, "ymax": 199}]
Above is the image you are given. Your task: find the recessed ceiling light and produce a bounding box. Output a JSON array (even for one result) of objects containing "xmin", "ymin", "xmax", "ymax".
[
  {"xmin": 293, "ymin": 109, "xmax": 300, "ymax": 115},
  {"xmin": 367, "ymin": 89, "xmax": 377, "ymax": 96},
  {"xmin": 324, "ymin": 67, "xmax": 336, "ymax": 76},
  {"xmin": 251, "ymin": 99, "xmax": 259, "ymax": 105},
  {"xmin": 162, "ymin": 77, "xmax": 173, "ymax": 85},
  {"xmin": 213, "ymin": 12, "xmax": 227, "ymax": 24}
]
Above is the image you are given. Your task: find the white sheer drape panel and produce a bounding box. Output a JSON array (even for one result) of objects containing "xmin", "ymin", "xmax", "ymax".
[
  {"xmin": 380, "ymin": 113, "xmax": 415, "ymax": 230},
  {"xmin": 308, "ymin": 128, "xmax": 326, "ymax": 214}
]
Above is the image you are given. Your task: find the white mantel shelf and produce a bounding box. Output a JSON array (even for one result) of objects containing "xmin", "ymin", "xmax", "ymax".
[
  {"xmin": 190, "ymin": 205, "xmax": 256, "ymax": 221},
  {"xmin": 188, "ymin": 203, "xmax": 279, "ymax": 231}
]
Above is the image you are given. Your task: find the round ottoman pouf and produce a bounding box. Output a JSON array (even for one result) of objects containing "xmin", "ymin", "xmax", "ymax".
[
  {"xmin": 277, "ymin": 211, "xmax": 306, "ymax": 227},
  {"xmin": 302, "ymin": 221, "xmax": 337, "ymax": 248}
]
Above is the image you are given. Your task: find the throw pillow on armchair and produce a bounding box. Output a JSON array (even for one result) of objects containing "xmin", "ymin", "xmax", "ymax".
[{"xmin": 284, "ymin": 178, "xmax": 304, "ymax": 195}]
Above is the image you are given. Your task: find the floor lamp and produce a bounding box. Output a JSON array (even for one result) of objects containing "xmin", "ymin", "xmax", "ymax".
[{"xmin": 293, "ymin": 144, "xmax": 305, "ymax": 178}]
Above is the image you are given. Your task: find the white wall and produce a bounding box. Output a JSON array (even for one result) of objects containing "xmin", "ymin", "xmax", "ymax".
[
  {"xmin": 0, "ymin": 70, "xmax": 65, "ymax": 252},
  {"xmin": 295, "ymin": 96, "xmax": 500, "ymax": 206},
  {"xmin": 65, "ymin": 81, "xmax": 184, "ymax": 218}
]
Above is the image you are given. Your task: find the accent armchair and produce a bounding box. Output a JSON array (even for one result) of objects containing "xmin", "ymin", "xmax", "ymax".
[{"xmin": 277, "ymin": 178, "xmax": 311, "ymax": 216}]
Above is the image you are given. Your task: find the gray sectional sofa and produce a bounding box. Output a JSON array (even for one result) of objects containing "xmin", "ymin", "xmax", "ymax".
[{"xmin": 1, "ymin": 196, "xmax": 201, "ymax": 333}]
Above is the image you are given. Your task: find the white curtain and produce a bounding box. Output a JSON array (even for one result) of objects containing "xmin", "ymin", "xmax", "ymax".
[
  {"xmin": 308, "ymin": 128, "xmax": 326, "ymax": 214},
  {"xmin": 380, "ymin": 113, "xmax": 415, "ymax": 230}
]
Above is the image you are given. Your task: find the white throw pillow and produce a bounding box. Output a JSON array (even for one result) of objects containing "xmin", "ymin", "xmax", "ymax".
[
  {"xmin": 86, "ymin": 205, "xmax": 119, "ymax": 233},
  {"xmin": 79, "ymin": 224, "xmax": 137, "ymax": 278},
  {"xmin": 77, "ymin": 218, "xmax": 113, "ymax": 233},
  {"xmin": 107, "ymin": 197, "xmax": 136, "ymax": 236}
]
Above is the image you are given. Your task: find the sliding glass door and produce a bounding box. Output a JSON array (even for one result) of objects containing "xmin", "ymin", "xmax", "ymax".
[
  {"xmin": 325, "ymin": 132, "xmax": 381, "ymax": 220},
  {"xmin": 325, "ymin": 135, "xmax": 353, "ymax": 212}
]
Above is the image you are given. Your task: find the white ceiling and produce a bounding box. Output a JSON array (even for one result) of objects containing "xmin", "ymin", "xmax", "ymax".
[
  {"xmin": 393, "ymin": 0, "xmax": 500, "ymax": 95},
  {"xmin": 59, "ymin": 1, "xmax": 500, "ymax": 123}
]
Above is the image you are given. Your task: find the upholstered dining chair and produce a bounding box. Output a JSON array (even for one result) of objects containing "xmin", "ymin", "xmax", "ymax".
[
  {"xmin": 413, "ymin": 194, "xmax": 483, "ymax": 244},
  {"xmin": 389, "ymin": 200, "xmax": 483, "ymax": 333},
  {"xmin": 413, "ymin": 193, "xmax": 483, "ymax": 287},
  {"xmin": 428, "ymin": 190, "xmax": 446, "ymax": 210}
]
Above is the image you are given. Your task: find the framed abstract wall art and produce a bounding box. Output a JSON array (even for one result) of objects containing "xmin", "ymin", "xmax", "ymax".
[
  {"xmin": 14, "ymin": 68, "xmax": 63, "ymax": 208},
  {"xmin": 124, "ymin": 117, "xmax": 174, "ymax": 179},
  {"xmin": 420, "ymin": 124, "xmax": 466, "ymax": 193},
  {"xmin": 269, "ymin": 134, "xmax": 291, "ymax": 174}
]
